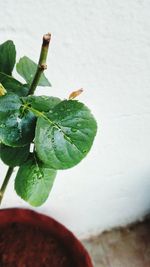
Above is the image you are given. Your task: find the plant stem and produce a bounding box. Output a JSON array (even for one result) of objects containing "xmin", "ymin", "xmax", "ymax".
[
  {"xmin": 28, "ymin": 33, "xmax": 51, "ymax": 95},
  {"xmin": 0, "ymin": 166, "xmax": 14, "ymax": 205}
]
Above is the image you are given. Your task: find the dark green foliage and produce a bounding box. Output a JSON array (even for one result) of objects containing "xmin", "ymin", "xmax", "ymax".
[
  {"xmin": 15, "ymin": 153, "xmax": 57, "ymax": 206},
  {"xmin": 0, "ymin": 39, "xmax": 97, "ymax": 207},
  {"xmin": 0, "ymin": 72, "xmax": 29, "ymax": 96},
  {"xmin": 0, "ymin": 143, "xmax": 30, "ymax": 167},
  {"xmin": 0, "ymin": 93, "xmax": 36, "ymax": 147},
  {"xmin": 22, "ymin": 95, "xmax": 61, "ymax": 112},
  {"xmin": 35, "ymin": 100, "xmax": 97, "ymax": 169},
  {"xmin": 0, "ymin": 41, "xmax": 16, "ymax": 75}
]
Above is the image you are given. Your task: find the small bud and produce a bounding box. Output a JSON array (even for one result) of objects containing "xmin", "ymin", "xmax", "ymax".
[
  {"xmin": 69, "ymin": 88, "xmax": 83, "ymax": 100},
  {"xmin": 0, "ymin": 83, "xmax": 7, "ymax": 96}
]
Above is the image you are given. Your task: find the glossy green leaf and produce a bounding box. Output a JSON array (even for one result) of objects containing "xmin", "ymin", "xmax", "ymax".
[
  {"xmin": 0, "ymin": 93, "xmax": 36, "ymax": 147},
  {"xmin": 0, "ymin": 40, "xmax": 16, "ymax": 75},
  {"xmin": 16, "ymin": 56, "xmax": 51, "ymax": 87},
  {"xmin": 0, "ymin": 72, "xmax": 29, "ymax": 96},
  {"xmin": 15, "ymin": 154, "xmax": 57, "ymax": 206},
  {"xmin": 0, "ymin": 143, "xmax": 30, "ymax": 167},
  {"xmin": 35, "ymin": 100, "xmax": 97, "ymax": 169},
  {"xmin": 23, "ymin": 95, "xmax": 61, "ymax": 112}
]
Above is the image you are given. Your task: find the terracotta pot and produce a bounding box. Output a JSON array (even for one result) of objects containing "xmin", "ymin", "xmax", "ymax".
[{"xmin": 0, "ymin": 208, "xmax": 93, "ymax": 267}]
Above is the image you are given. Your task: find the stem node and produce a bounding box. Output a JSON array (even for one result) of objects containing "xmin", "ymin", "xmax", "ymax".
[{"xmin": 29, "ymin": 33, "xmax": 51, "ymax": 95}]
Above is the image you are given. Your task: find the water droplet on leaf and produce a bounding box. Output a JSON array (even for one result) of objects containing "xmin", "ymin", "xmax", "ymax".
[
  {"xmin": 71, "ymin": 128, "xmax": 77, "ymax": 132},
  {"xmin": 0, "ymin": 123, "xmax": 6, "ymax": 128}
]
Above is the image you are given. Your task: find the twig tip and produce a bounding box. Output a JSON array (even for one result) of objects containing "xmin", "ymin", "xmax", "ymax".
[{"xmin": 43, "ymin": 33, "xmax": 51, "ymax": 41}]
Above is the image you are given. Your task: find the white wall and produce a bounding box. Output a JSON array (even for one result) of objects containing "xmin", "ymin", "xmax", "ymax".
[{"xmin": 0, "ymin": 0, "xmax": 150, "ymax": 238}]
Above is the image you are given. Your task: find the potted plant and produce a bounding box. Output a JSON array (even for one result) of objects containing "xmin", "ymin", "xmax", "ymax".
[{"xmin": 0, "ymin": 33, "xmax": 97, "ymax": 266}]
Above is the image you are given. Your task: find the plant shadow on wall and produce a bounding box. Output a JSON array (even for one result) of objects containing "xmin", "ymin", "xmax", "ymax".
[{"xmin": 0, "ymin": 33, "xmax": 97, "ymax": 207}]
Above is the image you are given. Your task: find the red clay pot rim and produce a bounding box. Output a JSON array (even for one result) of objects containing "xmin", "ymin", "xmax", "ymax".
[{"xmin": 0, "ymin": 208, "xmax": 93, "ymax": 267}]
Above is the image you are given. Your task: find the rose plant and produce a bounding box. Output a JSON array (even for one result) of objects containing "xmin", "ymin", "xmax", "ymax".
[{"xmin": 0, "ymin": 33, "xmax": 97, "ymax": 207}]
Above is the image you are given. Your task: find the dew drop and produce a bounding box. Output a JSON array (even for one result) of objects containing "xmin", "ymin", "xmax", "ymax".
[
  {"xmin": 38, "ymin": 174, "xmax": 42, "ymax": 180},
  {"xmin": 17, "ymin": 117, "xmax": 21, "ymax": 124},
  {"xmin": 0, "ymin": 123, "xmax": 6, "ymax": 128},
  {"xmin": 71, "ymin": 128, "xmax": 77, "ymax": 132}
]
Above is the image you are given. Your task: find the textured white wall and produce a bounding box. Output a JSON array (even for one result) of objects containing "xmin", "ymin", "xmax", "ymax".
[{"xmin": 0, "ymin": 0, "xmax": 150, "ymax": 238}]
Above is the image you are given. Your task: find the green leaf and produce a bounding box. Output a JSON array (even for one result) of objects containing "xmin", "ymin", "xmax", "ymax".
[
  {"xmin": 22, "ymin": 95, "xmax": 61, "ymax": 112},
  {"xmin": 35, "ymin": 100, "xmax": 97, "ymax": 169},
  {"xmin": 15, "ymin": 154, "xmax": 57, "ymax": 206},
  {"xmin": 0, "ymin": 93, "xmax": 36, "ymax": 147},
  {"xmin": 16, "ymin": 56, "xmax": 51, "ymax": 87},
  {"xmin": 0, "ymin": 40, "xmax": 16, "ymax": 75},
  {"xmin": 0, "ymin": 72, "xmax": 29, "ymax": 96},
  {"xmin": 0, "ymin": 143, "xmax": 30, "ymax": 167}
]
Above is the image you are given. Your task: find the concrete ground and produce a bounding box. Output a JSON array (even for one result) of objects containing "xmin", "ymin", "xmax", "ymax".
[{"xmin": 83, "ymin": 218, "xmax": 150, "ymax": 267}]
